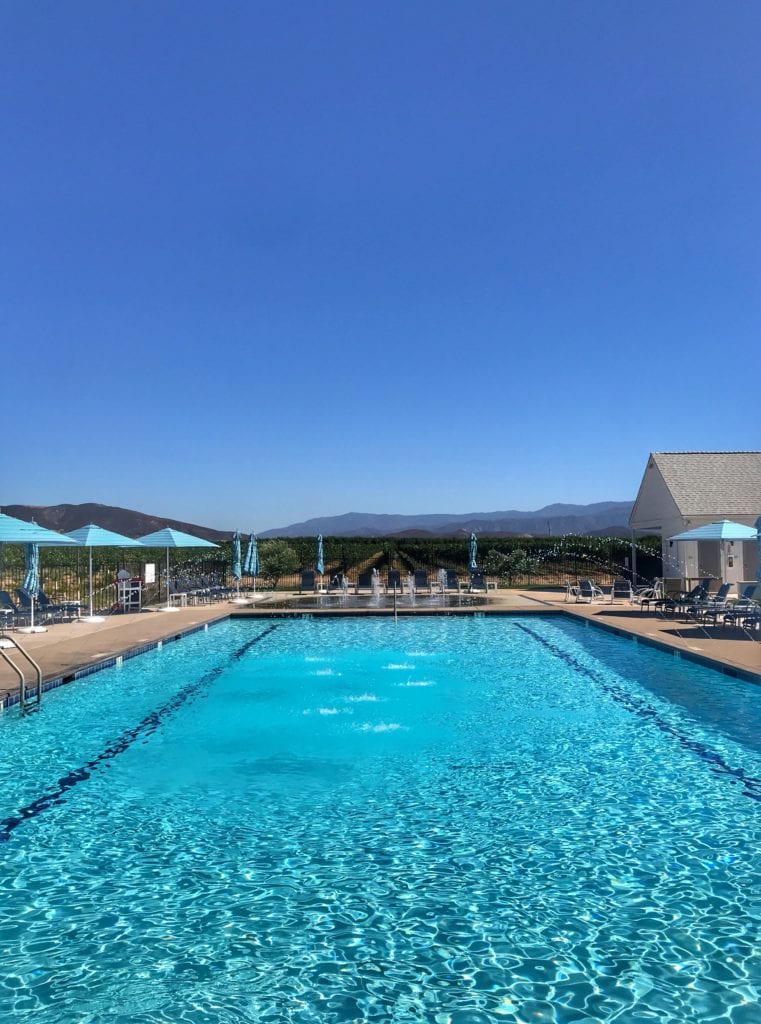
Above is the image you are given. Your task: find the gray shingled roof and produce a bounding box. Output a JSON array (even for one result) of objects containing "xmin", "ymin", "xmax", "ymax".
[{"xmin": 651, "ymin": 452, "xmax": 761, "ymax": 517}]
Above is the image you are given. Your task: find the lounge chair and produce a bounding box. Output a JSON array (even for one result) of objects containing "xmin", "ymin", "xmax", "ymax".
[
  {"xmin": 609, "ymin": 579, "xmax": 633, "ymax": 603},
  {"xmin": 0, "ymin": 590, "xmax": 25, "ymax": 629},
  {"xmin": 299, "ymin": 570, "xmax": 316, "ymax": 593},
  {"xmin": 16, "ymin": 588, "xmax": 66, "ymax": 624},
  {"xmin": 660, "ymin": 580, "xmax": 711, "ymax": 616},
  {"xmin": 686, "ymin": 582, "xmax": 732, "ymax": 624},
  {"xmin": 355, "ymin": 571, "xmax": 372, "ymax": 594},
  {"xmin": 413, "ymin": 569, "xmax": 430, "ymax": 594},
  {"xmin": 386, "ymin": 570, "xmax": 402, "ymax": 594},
  {"xmin": 576, "ymin": 579, "xmax": 604, "ymax": 603},
  {"xmin": 38, "ymin": 588, "xmax": 80, "ymax": 620},
  {"xmin": 722, "ymin": 586, "xmax": 761, "ymax": 629}
]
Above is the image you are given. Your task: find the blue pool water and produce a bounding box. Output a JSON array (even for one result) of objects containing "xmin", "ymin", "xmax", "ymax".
[{"xmin": 1, "ymin": 615, "xmax": 760, "ymax": 1023}]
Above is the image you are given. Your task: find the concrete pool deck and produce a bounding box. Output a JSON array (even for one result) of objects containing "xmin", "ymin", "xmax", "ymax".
[{"xmin": 1, "ymin": 588, "xmax": 759, "ymax": 707}]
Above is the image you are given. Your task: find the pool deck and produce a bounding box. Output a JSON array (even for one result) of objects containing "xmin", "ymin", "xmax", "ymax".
[{"xmin": 1, "ymin": 589, "xmax": 759, "ymax": 707}]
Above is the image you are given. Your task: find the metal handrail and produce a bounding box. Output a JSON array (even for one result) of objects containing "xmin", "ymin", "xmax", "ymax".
[{"xmin": 0, "ymin": 636, "xmax": 43, "ymax": 713}]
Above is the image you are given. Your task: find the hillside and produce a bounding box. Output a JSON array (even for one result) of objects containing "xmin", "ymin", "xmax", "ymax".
[
  {"xmin": 2, "ymin": 503, "xmax": 230, "ymax": 543},
  {"xmin": 3, "ymin": 499, "xmax": 635, "ymax": 540},
  {"xmin": 260, "ymin": 501, "xmax": 635, "ymax": 537}
]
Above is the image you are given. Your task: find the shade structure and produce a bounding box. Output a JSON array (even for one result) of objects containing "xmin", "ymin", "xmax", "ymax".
[
  {"xmin": 315, "ymin": 535, "xmax": 324, "ymax": 576},
  {"xmin": 65, "ymin": 524, "xmax": 145, "ymax": 622},
  {"xmin": 669, "ymin": 520, "xmax": 758, "ymax": 542},
  {"xmin": 0, "ymin": 514, "xmax": 77, "ymax": 632},
  {"xmin": 468, "ymin": 532, "xmax": 478, "ymax": 572},
  {"xmin": 137, "ymin": 528, "xmax": 219, "ymax": 611}
]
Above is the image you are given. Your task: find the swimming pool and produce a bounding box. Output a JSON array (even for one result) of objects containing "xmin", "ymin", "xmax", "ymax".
[{"xmin": 1, "ymin": 615, "xmax": 760, "ymax": 1022}]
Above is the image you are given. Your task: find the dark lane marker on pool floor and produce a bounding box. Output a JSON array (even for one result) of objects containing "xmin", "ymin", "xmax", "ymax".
[
  {"xmin": 516, "ymin": 622, "xmax": 761, "ymax": 803},
  {"xmin": 0, "ymin": 625, "xmax": 279, "ymax": 843}
]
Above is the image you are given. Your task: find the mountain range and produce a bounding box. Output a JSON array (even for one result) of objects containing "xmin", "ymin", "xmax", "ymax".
[{"xmin": 3, "ymin": 500, "xmax": 635, "ymax": 540}]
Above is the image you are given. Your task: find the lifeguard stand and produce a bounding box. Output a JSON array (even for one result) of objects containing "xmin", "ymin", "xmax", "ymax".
[{"xmin": 116, "ymin": 569, "xmax": 142, "ymax": 613}]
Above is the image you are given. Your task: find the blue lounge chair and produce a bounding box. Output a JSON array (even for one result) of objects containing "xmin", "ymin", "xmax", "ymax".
[
  {"xmin": 413, "ymin": 569, "xmax": 430, "ymax": 593},
  {"xmin": 386, "ymin": 570, "xmax": 402, "ymax": 593},
  {"xmin": 300, "ymin": 570, "xmax": 316, "ymax": 593},
  {"xmin": 355, "ymin": 571, "xmax": 372, "ymax": 594},
  {"xmin": 470, "ymin": 572, "xmax": 487, "ymax": 593}
]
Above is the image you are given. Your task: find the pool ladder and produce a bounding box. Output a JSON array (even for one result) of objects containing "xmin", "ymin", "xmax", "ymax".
[{"xmin": 0, "ymin": 636, "xmax": 43, "ymax": 714}]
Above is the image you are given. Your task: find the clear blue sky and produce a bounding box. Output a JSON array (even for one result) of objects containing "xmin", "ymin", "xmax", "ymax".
[{"xmin": 3, "ymin": 2, "xmax": 759, "ymax": 531}]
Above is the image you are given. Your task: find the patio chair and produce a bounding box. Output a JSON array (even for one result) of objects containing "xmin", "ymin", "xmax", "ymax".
[
  {"xmin": 576, "ymin": 579, "xmax": 604, "ymax": 603},
  {"xmin": 609, "ymin": 579, "xmax": 633, "ymax": 603},
  {"xmin": 299, "ymin": 570, "xmax": 316, "ymax": 593},
  {"xmin": 631, "ymin": 579, "xmax": 664, "ymax": 611},
  {"xmin": 414, "ymin": 569, "xmax": 430, "ymax": 593},
  {"xmin": 386, "ymin": 570, "xmax": 402, "ymax": 594}
]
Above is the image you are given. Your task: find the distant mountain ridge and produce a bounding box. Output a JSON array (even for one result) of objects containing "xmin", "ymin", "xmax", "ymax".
[
  {"xmin": 3, "ymin": 500, "xmax": 635, "ymax": 540},
  {"xmin": 2, "ymin": 503, "xmax": 230, "ymax": 543},
  {"xmin": 260, "ymin": 501, "xmax": 635, "ymax": 537}
]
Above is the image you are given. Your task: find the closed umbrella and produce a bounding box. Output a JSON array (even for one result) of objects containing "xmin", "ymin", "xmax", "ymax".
[
  {"xmin": 316, "ymin": 535, "xmax": 324, "ymax": 577},
  {"xmin": 231, "ymin": 530, "xmax": 244, "ymax": 603},
  {"xmin": 0, "ymin": 514, "xmax": 78, "ymax": 633},
  {"xmin": 137, "ymin": 528, "xmax": 219, "ymax": 611},
  {"xmin": 468, "ymin": 532, "xmax": 478, "ymax": 572},
  {"xmin": 756, "ymin": 516, "xmax": 761, "ymax": 584},
  {"xmin": 65, "ymin": 524, "xmax": 146, "ymax": 623},
  {"xmin": 19, "ymin": 543, "xmax": 40, "ymax": 630},
  {"xmin": 244, "ymin": 532, "xmax": 259, "ymax": 591}
]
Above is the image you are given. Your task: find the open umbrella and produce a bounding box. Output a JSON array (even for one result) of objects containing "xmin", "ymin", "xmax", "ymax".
[
  {"xmin": 316, "ymin": 535, "xmax": 325, "ymax": 577},
  {"xmin": 0, "ymin": 513, "xmax": 78, "ymax": 633},
  {"xmin": 65, "ymin": 524, "xmax": 145, "ymax": 623},
  {"xmin": 468, "ymin": 532, "xmax": 478, "ymax": 572},
  {"xmin": 137, "ymin": 527, "xmax": 219, "ymax": 611}
]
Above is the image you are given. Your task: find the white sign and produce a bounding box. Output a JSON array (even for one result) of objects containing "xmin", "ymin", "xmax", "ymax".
[{"xmin": 144, "ymin": 563, "xmax": 156, "ymax": 584}]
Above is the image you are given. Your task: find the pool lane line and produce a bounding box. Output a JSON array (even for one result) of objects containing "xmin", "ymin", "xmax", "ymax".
[
  {"xmin": 515, "ymin": 622, "xmax": 761, "ymax": 804},
  {"xmin": 0, "ymin": 625, "xmax": 279, "ymax": 844}
]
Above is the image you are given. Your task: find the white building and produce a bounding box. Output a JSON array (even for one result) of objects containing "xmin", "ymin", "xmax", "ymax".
[{"xmin": 629, "ymin": 451, "xmax": 761, "ymax": 587}]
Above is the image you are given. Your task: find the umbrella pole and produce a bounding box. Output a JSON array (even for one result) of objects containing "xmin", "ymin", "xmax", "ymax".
[{"xmin": 89, "ymin": 547, "xmax": 94, "ymax": 618}]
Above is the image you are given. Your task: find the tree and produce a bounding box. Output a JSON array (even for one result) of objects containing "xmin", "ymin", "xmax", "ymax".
[
  {"xmin": 258, "ymin": 539, "xmax": 299, "ymax": 589},
  {"xmin": 483, "ymin": 547, "xmax": 539, "ymax": 585}
]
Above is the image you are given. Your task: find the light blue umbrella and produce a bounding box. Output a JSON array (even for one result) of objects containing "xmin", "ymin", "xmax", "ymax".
[
  {"xmin": 65, "ymin": 524, "xmax": 146, "ymax": 621},
  {"xmin": 0, "ymin": 514, "xmax": 77, "ymax": 631},
  {"xmin": 315, "ymin": 535, "xmax": 324, "ymax": 576},
  {"xmin": 669, "ymin": 520, "xmax": 758, "ymax": 542},
  {"xmin": 137, "ymin": 527, "xmax": 219, "ymax": 610},
  {"xmin": 468, "ymin": 532, "xmax": 478, "ymax": 572},
  {"xmin": 756, "ymin": 516, "xmax": 761, "ymax": 584},
  {"xmin": 20, "ymin": 543, "xmax": 40, "ymax": 603},
  {"xmin": 232, "ymin": 531, "xmax": 242, "ymax": 596}
]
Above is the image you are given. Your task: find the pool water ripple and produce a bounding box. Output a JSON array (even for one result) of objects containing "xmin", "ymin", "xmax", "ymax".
[{"xmin": 0, "ymin": 616, "xmax": 760, "ymax": 1021}]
